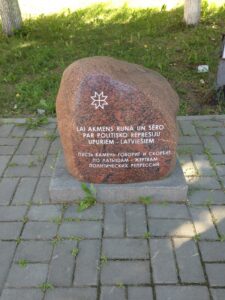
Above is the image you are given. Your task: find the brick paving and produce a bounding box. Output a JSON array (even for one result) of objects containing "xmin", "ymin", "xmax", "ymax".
[{"xmin": 0, "ymin": 116, "xmax": 224, "ymax": 300}]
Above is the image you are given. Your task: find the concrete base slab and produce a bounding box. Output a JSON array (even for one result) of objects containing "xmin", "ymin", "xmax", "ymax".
[{"xmin": 49, "ymin": 151, "xmax": 188, "ymax": 203}]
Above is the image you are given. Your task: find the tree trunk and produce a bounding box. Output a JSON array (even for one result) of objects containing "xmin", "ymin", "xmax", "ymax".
[
  {"xmin": 184, "ymin": 0, "xmax": 201, "ymax": 25},
  {"xmin": 0, "ymin": 0, "xmax": 22, "ymax": 35}
]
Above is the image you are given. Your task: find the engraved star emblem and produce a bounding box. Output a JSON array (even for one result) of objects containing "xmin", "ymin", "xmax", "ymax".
[{"xmin": 91, "ymin": 91, "xmax": 108, "ymax": 109}]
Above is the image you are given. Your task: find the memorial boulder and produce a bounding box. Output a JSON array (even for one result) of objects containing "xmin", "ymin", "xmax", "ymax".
[{"xmin": 56, "ymin": 56, "xmax": 179, "ymax": 184}]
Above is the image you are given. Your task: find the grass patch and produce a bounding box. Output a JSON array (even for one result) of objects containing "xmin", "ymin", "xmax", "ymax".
[
  {"xmin": 78, "ymin": 183, "xmax": 96, "ymax": 212},
  {"xmin": 68, "ymin": 235, "xmax": 84, "ymax": 241},
  {"xmin": 44, "ymin": 132, "xmax": 58, "ymax": 141},
  {"xmin": 100, "ymin": 255, "xmax": 108, "ymax": 265},
  {"xmin": 50, "ymin": 216, "xmax": 63, "ymax": 225},
  {"xmin": 193, "ymin": 233, "xmax": 201, "ymax": 241},
  {"xmin": 219, "ymin": 234, "xmax": 225, "ymax": 242},
  {"xmin": 139, "ymin": 195, "xmax": 153, "ymax": 205},
  {"xmin": 39, "ymin": 282, "xmax": 54, "ymax": 292},
  {"xmin": 71, "ymin": 247, "xmax": 79, "ymax": 257},
  {"xmin": 51, "ymin": 234, "xmax": 63, "ymax": 245},
  {"xmin": 18, "ymin": 259, "xmax": 28, "ymax": 268},
  {"xmin": 16, "ymin": 237, "xmax": 22, "ymax": 245},
  {"xmin": 0, "ymin": 1, "xmax": 225, "ymax": 116},
  {"xmin": 21, "ymin": 116, "xmax": 49, "ymax": 129},
  {"xmin": 116, "ymin": 282, "xmax": 125, "ymax": 288},
  {"xmin": 143, "ymin": 231, "xmax": 152, "ymax": 238},
  {"xmin": 7, "ymin": 162, "xmax": 19, "ymax": 167}
]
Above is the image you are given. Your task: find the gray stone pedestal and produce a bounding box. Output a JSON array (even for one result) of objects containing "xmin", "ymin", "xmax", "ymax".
[{"xmin": 49, "ymin": 152, "xmax": 188, "ymax": 203}]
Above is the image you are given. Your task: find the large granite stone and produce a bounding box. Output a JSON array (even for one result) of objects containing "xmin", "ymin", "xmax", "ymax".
[{"xmin": 56, "ymin": 56, "xmax": 179, "ymax": 184}]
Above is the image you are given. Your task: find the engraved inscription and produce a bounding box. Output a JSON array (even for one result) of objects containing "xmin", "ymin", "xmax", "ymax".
[{"xmin": 75, "ymin": 124, "xmax": 172, "ymax": 169}]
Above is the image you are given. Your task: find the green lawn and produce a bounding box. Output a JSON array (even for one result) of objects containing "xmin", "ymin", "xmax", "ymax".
[{"xmin": 0, "ymin": 2, "xmax": 225, "ymax": 117}]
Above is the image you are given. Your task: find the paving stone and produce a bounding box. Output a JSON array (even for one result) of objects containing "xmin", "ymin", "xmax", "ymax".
[
  {"xmin": 22, "ymin": 222, "xmax": 57, "ymax": 240},
  {"xmin": 216, "ymin": 165, "xmax": 225, "ymax": 176},
  {"xmin": 25, "ymin": 128, "xmax": 54, "ymax": 138},
  {"xmin": 0, "ymin": 124, "xmax": 14, "ymax": 137},
  {"xmin": 5, "ymin": 263, "xmax": 48, "ymax": 287},
  {"xmin": 178, "ymin": 136, "xmax": 202, "ymax": 145},
  {"xmin": 12, "ymin": 177, "xmax": 38, "ymax": 205},
  {"xmin": 0, "ymin": 206, "xmax": 27, "ymax": 221},
  {"xmin": 64, "ymin": 204, "xmax": 103, "ymax": 220},
  {"xmin": 192, "ymin": 154, "xmax": 215, "ymax": 176},
  {"xmin": 59, "ymin": 221, "xmax": 101, "ymax": 238},
  {"xmin": 218, "ymin": 136, "xmax": 225, "ymax": 152},
  {"xmin": 128, "ymin": 287, "xmax": 153, "ymax": 300},
  {"xmin": 210, "ymin": 206, "xmax": 225, "ymax": 235},
  {"xmin": 48, "ymin": 138, "xmax": 61, "ymax": 155},
  {"xmin": 210, "ymin": 288, "xmax": 225, "ymax": 300},
  {"xmin": 74, "ymin": 239, "xmax": 100, "ymax": 286},
  {"xmin": 0, "ymin": 145, "xmax": 17, "ymax": 156},
  {"xmin": 15, "ymin": 138, "xmax": 36, "ymax": 154},
  {"xmin": 188, "ymin": 190, "xmax": 225, "ymax": 205},
  {"xmin": 189, "ymin": 207, "xmax": 218, "ymax": 240},
  {"xmin": 1, "ymin": 288, "xmax": 43, "ymax": 300},
  {"xmin": 41, "ymin": 154, "xmax": 56, "ymax": 176},
  {"xmin": 174, "ymin": 238, "xmax": 205, "ymax": 283},
  {"xmin": 177, "ymin": 121, "xmax": 183, "ymax": 135},
  {"xmin": 32, "ymin": 137, "xmax": 51, "ymax": 156},
  {"xmin": 10, "ymin": 125, "xmax": 27, "ymax": 137},
  {"xmin": 150, "ymin": 238, "xmax": 177, "ymax": 283},
  {"xmin": 179, "ymin": 121, "xmax": 197, "ymax": 136},
  {"xmin": 202, "ymin": 136, "xmax": 223, "ymax": 154},
  {"xmin": 197, "ymin": 127, "xmax": 225, "ymax": 136},
  {"xmin": 4, "ymin": 155, "xmax": 42, "ymax": 177},
  {"xmin": 199, "ymin": 241, "xmax": 225, "ymax": 261},
  {"xmin": 0, "ymin": 178, "xmax": 19, "ymax": 205},
  {"xmin": 0, "ymin": 119, "xmax": 27, "ymax": 124},
  {"xmin": 186, "ymin": 177, "xmax": 221, "ymax": 190},
  {"xmin": 179, "ymin": 155, "xmax": 198, "ymax": 176},
  {"xmin": 155, "ymin": 285, "xmax": 210, "ymax": 300},
  {"xmin": 0, "ymin": 241, "xmax": 16, "ymax": 291},
  {"xmin": 0, "ymin": 145, "xmax": 17, "ymax": 155},
  {"xmin": 0, "ymin": 222, "xmax": 23, "ymax": 239},
  {"xmin": 147, "ymin": 204, "xmax": 189, "ymax": 219},
  {"xmin": 101, "ymin": 261, "xmax": 150, "ymax": 285},
  {"xmin": 14, "ymin": 240, "xmax": 53, "ymax": 262},
  {"xmin": 48, "ymin": 240, "xmax": 77, "ymax": 286},
  {"xmin": 205, "ymin": 263, "xmax": 225, "ymax": 286},
  {"xmin": 0, "ymin": 138, "xmax": 20, "ymax": 146},
  {"xmin": 42, "ymin": 122, "xmax": 57, "ymax": 129},
  {"xmin": 32, "ymin": 177, "xmax": 51, "ymax": 203},
  {"xmin": 45, "ymin": 287, "xmax": 97, "ymax": 300},
  {"xmin": 211, "ymin": 154, "xmax": 225, "ymax": 165},
  {"xmin": 177, "ymin": 144, "xmax": 204, "ymax": 155},
  {"xmin": 149, "ymin": 219, "xmax": 194, "ymax": 237},
  {"xmin": 126, "ymin": 204, "xmax": 147, "ymax": 237},
  {"xmin": 104, "ymin": 204, "xmax": 124, "ymax": 237},
  {"xmin": 102, "ymin": 238, "xmax": 149, "ymax": 259},
  {"xmin": 220, "ymin": 176, "xmax": 225, "ymax": 187},
  {"xmin": 0, "ymin": 155, "xmax": 10, "ymax": 176},
  {"xmin": 28, "ymin": 205, "xmax": 62, "ymax": 221},
  {"xmin": 100, "ymin": 286, "xmax": 126, "ymax": 300},
  {"xmin": 194, "ymin": 120, "xmax": 223, "ymax": 128}
]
